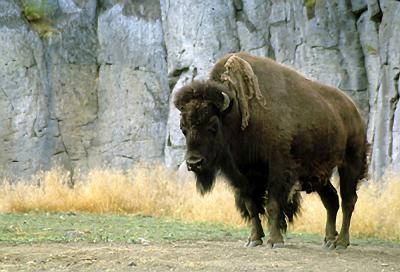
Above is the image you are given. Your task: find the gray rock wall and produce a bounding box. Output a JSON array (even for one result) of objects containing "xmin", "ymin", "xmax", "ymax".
[
  {"xmin": 0, "ymin": 0, "xmax": 399, "ymax": 180},
  {"xmin": 92, "ymin": 1, "xmax": 169, "ymax": 171},
  {"xmin": 0, "ymin": 0, "xmax": 52, "ymax": 176},
  {"xmin": 0, "ymin": 0, "xmax": 169, "ymax": 179},
  {"xmin": 367, "ymin": 1, "xmax": 400, "ymax": 177}
]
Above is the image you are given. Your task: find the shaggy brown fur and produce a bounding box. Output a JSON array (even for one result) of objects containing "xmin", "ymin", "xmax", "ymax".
[
  {"xmin": 220, "ymin": 55, "xmax": 267, "ymax": 129},
  {"xmin": 175, "ymin": 52, "xmax": 368, "ymax": 249}
]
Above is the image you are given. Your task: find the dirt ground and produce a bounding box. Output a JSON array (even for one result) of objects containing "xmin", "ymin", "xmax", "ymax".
[{"xmin": 1, "ymin": 238, "xmax": 400, "ymax": 272}]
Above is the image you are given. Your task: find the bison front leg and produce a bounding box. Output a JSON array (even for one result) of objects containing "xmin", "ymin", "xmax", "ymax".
[
  {"xmin": 266, "ymin": 197, "xmax": 284, "ymax": 248},
  {"xmin": 235, "ymin": 194, "xmax": 265, "ymax": 247},
  {"xmin": 245, "ymin": 199, "xmax": 265, "ymax": 247}
]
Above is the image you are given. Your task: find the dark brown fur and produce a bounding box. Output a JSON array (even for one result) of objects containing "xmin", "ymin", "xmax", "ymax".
[{"xmin": 175, "ymin": 52, "xmax": 368, "ymax": 249}]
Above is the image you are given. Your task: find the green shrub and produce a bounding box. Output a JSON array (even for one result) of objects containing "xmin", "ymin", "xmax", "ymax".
[
  {"xmin": 365, "ymin": 44, "xmax": 378, "ymax": 56},
  {"xmin": 304, "ymin": 0, "xmax": 316, "ymax": 9},
  {"xmin": 304, "ymin": 0, "xmax": 316, "ymax": 19},
  {"xmin": 22, "ymin": 0, "xmax": 56, "ymax": 22},
  {"xmin": 21, "ymin": 0, "xmax": 58, "ymax": 38}
]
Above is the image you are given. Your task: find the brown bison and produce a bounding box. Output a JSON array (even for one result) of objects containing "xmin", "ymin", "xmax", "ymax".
[{"xmin": 174, "ymin": 52, "xmax": 368, "ymax": 249}]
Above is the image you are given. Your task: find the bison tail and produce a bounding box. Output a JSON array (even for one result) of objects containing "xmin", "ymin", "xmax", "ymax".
[
  {"xmin": 350, "ymin": 136, "xmax": 370, "ymax": 185},
  {"xmin": 361, "ymin": 140, "xmax": 371, "ymax": 182}
]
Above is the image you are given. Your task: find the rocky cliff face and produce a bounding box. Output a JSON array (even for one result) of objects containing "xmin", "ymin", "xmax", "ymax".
[
  {"xmin": 0, "ymin": 0, "xmax": 399, "ymax": 180},
  {"xmin": 0, "ymin": 0, "xmax": 169, "ymax": 179}
]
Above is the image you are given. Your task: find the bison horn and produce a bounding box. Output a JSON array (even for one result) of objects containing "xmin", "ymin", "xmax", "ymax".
[{"xmin": 220, "ymin": 92, "xmax": 230, "ymax": 112}]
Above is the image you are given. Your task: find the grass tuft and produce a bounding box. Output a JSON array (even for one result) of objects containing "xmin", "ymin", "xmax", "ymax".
[
  {"xmin": 21, "ymin": 0, "xmax": 58, "ymax": 38},
  {"xmin": 0, "ymin": 165, "xmax": 399, "ymax": 241},
  {"xmin": 304, "ymin": 0, "xmax": 316, "ymax": 19}
]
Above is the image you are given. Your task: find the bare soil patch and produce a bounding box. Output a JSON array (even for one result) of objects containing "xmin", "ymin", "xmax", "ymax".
[{"xmin": 1, "ymin": 238, "xmax": 399, "ymax": 271}]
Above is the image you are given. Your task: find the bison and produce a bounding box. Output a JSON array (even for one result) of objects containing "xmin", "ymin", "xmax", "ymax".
[{"xmin": 174, "ymin": 52, "xmax": 368, "ymax": 249}]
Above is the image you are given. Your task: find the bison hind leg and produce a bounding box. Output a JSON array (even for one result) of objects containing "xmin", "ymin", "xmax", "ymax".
[
  {"xmin": 317, "ymin": 181, "xmax": 339, "ymax": 249},
  {"xmin": 335, "ymin": 165, "xmax": 358, "ymax": 249},
  {"xmin": 334, "ymin": 140, "xmax": 368, "ymax": 249}
]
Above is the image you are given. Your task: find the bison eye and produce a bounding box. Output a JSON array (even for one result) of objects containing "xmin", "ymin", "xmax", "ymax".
[{"xmin": 207, "ymin": 116, "xmax": 219, "ymax": 134}]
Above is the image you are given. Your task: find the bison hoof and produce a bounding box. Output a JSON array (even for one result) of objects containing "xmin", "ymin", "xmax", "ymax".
[
  {"xmin": 245, "ymin": 238, "xmax": 263, "ymax": 247},
  {"xmin": 323, "ymin": 239, "xmax": 348, "ymax": 250},
  {"xmin": 335, "ymin": 245, "xmax": 348, "ymax": 250},
  {"xmin": 323, "ymin": 239, "xmax": 335, "ymax": 250},
  {"xmin": 266, "ymin": 240, "xmax": 284, "ymax": 249}
]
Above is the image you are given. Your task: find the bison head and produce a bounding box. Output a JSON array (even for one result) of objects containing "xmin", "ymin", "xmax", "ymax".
[{"xmin": 174, "ymin": 81, "xmax": 231, "ymax": 194}]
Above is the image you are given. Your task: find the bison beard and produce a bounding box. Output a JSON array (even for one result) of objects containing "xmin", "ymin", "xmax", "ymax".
[
  {"xmin": 175, "ymin": 52, "xmax": 368, "ymax": 250},
  {"xmin": 194, "ymin": 168, "xmax": 218, "ymax": 195}
]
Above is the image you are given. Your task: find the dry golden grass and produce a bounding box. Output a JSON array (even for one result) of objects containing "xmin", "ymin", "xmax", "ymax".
[
  {"xmin": 293, "ymin": 173, "xmax": 400, "ymax": 240},
  {"xmin": 0, "ymin": 165, "xmax": 399, "ymax": 241},
  {"xmin": 0, "ymin": 165, "xmax": 242, "ymax": 225}
]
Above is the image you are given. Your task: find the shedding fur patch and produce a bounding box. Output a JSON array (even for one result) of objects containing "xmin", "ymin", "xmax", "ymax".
[{"xmin": 221, "ymin": 55, "xmax": 267, "ymax": 130}]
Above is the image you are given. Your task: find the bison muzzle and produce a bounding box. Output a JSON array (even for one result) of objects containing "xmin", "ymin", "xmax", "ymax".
[{"xmin": 174, "ymin": 52, "xmax": 368, "ymax": 249}]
